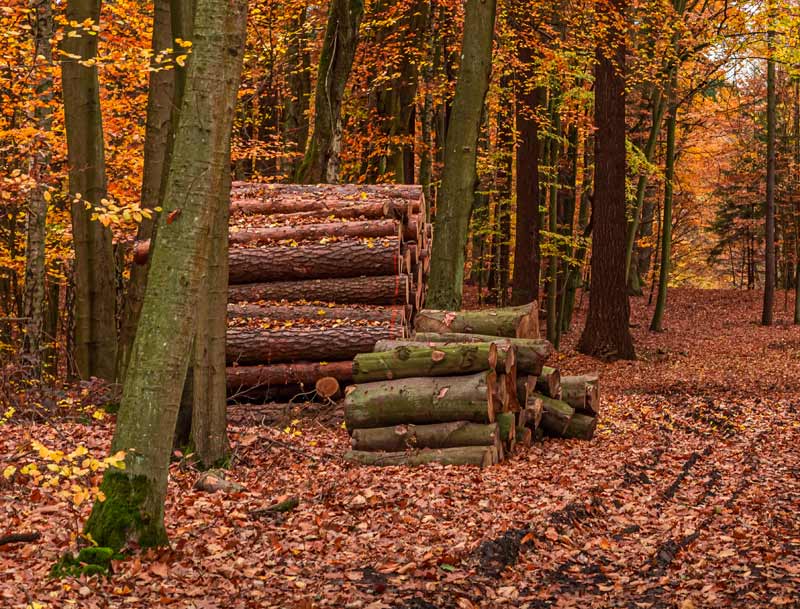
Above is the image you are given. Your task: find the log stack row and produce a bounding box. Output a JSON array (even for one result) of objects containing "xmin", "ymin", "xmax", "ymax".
[
  {"xmin": 342, "ymin": 303, "xmax": 601, "ymax": 468},
  {"xmin": 224, "ymin": 183, "xmax": 430, "ymax": 400}
]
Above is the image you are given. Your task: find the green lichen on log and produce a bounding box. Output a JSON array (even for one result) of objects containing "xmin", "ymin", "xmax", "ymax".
[{"xmin": 83, "ymin": 470, "xmax": 167, "ymax": 552}]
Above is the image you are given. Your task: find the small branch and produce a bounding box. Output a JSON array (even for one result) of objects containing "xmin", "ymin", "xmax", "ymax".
[{"xmin": 0, "ymin": 531, "xmax": 41, "ymax": 545}]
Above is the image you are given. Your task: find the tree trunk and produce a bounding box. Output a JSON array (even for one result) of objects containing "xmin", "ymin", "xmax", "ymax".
[
  {"xmin": 227, "ymin": 324, "xmax": 401, "ymax": 365},
  {"xmin": 227, "ymin": 360, "xmax": 354, "ymax": 393},
  {"xmin": 650, "ymin": 71, "xmax": 678, "ymax": 332},
  {"xmin": 577, "ymin": 0, "xmax": 635, "ymax": 360},
  {"xmin": 84, "ymin": 0, "xmax": 247, "ymax": 550},
  {"xmin": 229, "ymin": 275, "xmax": 412, "ymax": 305},
  {"xmin": 227, "ymin": 238, "xmax": 401, "ymax": 283},
  {"xmin": 546, "ymin": 94, "xmax": 561, "ymax": 345},
  {"xmin": 21, "ymin": 0, "xmax": 54, "ymax": 374},
  {"xmin": 426, "ymin": 0, "xmax": 496, "ymax": 310},
  {"xmin": 353, "ymin": 342, "xmax": 512, "ymax": 382},
  {"xmin": 414, "ymin": 303, "xmax": 538, "ymax": 338},
  {"xmin": 116, "ymin": 0, "xmax": 176, "ymax": 383},
  {"xmin": 344, "ymin": 446, "xmax": 494, "ymax": 467},
  {"xmin": 350, "ymin": 421, "xmax": 499, "ymax": 451},
  {"xmin": 536, "ymin": 394, "xmax": 574, "ymax": 436},
  {"xmin": 283, "ymin": 4, "xmax": 311, "ymax": 177},
  {"xmin": 562, "ymin": 413, "xmax": 596, "ymax": 440},
  {"xmin": 229, "ymin": 303, "xmax": 410, "ymax": 324},
  {"xmin": 297, "ymin": 0, "xmax": 363, "ymax": 183},
  {"xmin": 407, "ymin": 334, "xmax": 552, "ymax": 374},
  {"xmin": 561, "ymin": 374, "xmax": 599, "ymax": 415},
  {"xmin": 511, "ymin": 45, "xmax": 543, "ymax": 306},
  {"xmin": 345, "ymin": 371, "xmax": 498, "ymax": 428},
  {"xmin": 794, "ymin": 80, "xmax": 799, "ymax": 325},
  {"xmin": 62, "ymin": 0, "xmax": 118, "ymax": 380},
  {"xmin": 536, "ymin": 365, "xmax": 561, "ymax": 399},
  {"xmin": 762, "ymin": 21, "xmax": 776, "ymax": 326}
]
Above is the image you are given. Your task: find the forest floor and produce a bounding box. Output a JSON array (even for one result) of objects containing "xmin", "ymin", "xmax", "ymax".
[{"xmin": 2, "ymin": 288, "xmax": 800, "ymax": 609}]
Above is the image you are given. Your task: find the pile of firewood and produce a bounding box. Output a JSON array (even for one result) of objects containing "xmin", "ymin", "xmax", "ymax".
[
  {"xmin": 343, "ymin": 303, "xmax": 600, "ymax": 468},
  {"xmin": 223, "ymin": 183, "xmax": 430, "ymax": 401}
]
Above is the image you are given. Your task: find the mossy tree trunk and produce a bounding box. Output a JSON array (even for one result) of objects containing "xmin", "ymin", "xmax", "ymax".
[
  {"xmin": 283, "ymin": 4, "xmax": 311, "ymax": 177},
  {"xmin": 21, "ymin": 0, "xmax": 54, "ymax": 375},
  {"xmin": 296, "ymin": 0, "xmax": 363, "ymax": 183},
  {"xmin": 84, "ymin": 0, "xmax": 248, "ymax": 550},
  {"xmin": 426, "ymin": 0, "xmax": 496, "ymax": 310},
  {"xmin": 62, "ymin": 0, "xmax": 118, "ymax": 381}
]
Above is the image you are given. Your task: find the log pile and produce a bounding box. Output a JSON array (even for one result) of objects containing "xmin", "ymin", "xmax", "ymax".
[
  {"xmin": 222, "ymin": 183, "xmax": 430, "ymax": 400},
  {"xmin": 343, "ymin": 303, "xmax": 602, "ymax": 468}
]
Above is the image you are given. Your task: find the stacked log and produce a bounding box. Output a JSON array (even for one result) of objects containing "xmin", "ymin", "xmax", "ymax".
[
  {"xmin": 343, "ymin": 304, "xmax": 602, "ymax": 468},
  {"xmin": 220, "ymin": 183, "xmax": 429, "ymax": 400}
]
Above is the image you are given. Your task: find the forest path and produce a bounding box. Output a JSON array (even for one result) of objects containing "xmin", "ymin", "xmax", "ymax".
[{"xmin": 2, "ymin": 289, "xmax": 799, "ymax": 609}]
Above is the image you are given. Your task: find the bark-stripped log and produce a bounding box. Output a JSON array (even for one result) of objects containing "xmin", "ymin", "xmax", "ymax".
[
  {"xmin": 229, "ymin": 275, "xmax": 411, "ymax": 306},
  {"xmin": 227, "ymin": 325, "xmax": 400, "ymax": 365},
  {"xmin": 414, "ymin": 302, "xmax": 539, "ymax": 338},
  {"xmin": 227, "ymin": 238, "xmax": 401, "ymax": 283},
  {"xmin": 344, "ymin": 372, "xmax": 498, "ymax": 429},
  {"xmin": 350, "ymin": 421, "xmax": 500, "ymax": 451},
  {"xmin": 399, "ymin": 335, "xmax": 552, "ymax": 375},
  {"xmin": 229, "ymin": 219, "xmax": 403, "ymax": 245},
  {"xmin": 536, "ymin": 394, "xmax": 574, "ymax": 436},
  {"xmin": 561, "ymin": 374, "xmax": 600, "ymax": 415},
  {"xmin": 228, "ymin": 303, "xmax": 410, "ymax": 324},
  {"xmin": 356, "ymin": 343, "xmax": 514, "ymax": 382},
  {"xmin": 226, "ymin": 361, "xmax": 354, "ymax": 392},
  {"xmin": 343, "ymin": 446, "xmax": 493, "ymax": 468}
]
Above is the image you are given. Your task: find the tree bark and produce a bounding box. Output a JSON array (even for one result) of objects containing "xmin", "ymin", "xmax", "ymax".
[
  {"xmin": 229, "ymin": 218, "xmax": 404, "ymax": 245},
  {"xmin": 762, "ymin": 18, "xmax": 776, "ymax": 326},
  {"xmin": 234, "ymin": 199, "xmax": 413, "ymax": 222},
  {"xmin": 227, "ymin": 324, "xmax": 400, "ymax": 365},
  {"xmin": 351, "ymin": 421, "xmax": 499, "ymax": 452},
  {"xmin": 577, "ymin": 0, "xmax": 635, "ymax": 359},
  {"xmin": 536, "ymin": 365, "xmax": 561, "ymax": 399},
  {"xmin": 562, "ymin": 413, "xmax": 596, "ymax": 440},
  {"xmin": 344, "ymin": 446, "xmax": 494, "ymax": 468},
  {"xmin": 496, "ymin": 411, "xmax": 515, "ymax": 452},
  {"xmin": 229, "ymin": 275, "xmax": 412, "ymax": 306},
  {"xmin": 414, "ymin": 302, "xmax": 538, "ymax": 338},
  {"xmin": 227, "ymin": 360, "xmax": 354, "ymax": 393},
  {"xmin": 536, "ymin": 394, "xmax": 574, "ymax": 436},
  {"xmin": 62, "ymin": 0, "xmax": 118, "ymax": 380},
  {"xmin": 283, "ymin": 4, "xmax": 311, "ymax": 177},
  {"xmin": 353, "ymin": 343, "xmax": 510, "ymax": 382},
  {"xmin": 116, "ymin": 0, "xmax": 176, "ymax": 383},
  {"xmin": 297, "ymin": 0, "xmax": 363, "ymax": 183},
  {"xmin": 426, "ymin": 0, "xmax": 496, "ymax": 310},
  {"xmin": 227, "ymin": 238, "xmax": 401, "ymax": 283},
  {"xmin": 21, "ymin": 0, "xmax": 54, "ymax": 374},
  {"xmin": 561, "ymin": 374, "xmax": 599, "ymax": 415},
  {"xmin": 229, "ymin": 303, "xmax": 410, "ymax": 324},
  {"xmin": 408, "ymin": 334, "xmax": 552, "ymax": 374},
  {"xmin": 345, "ymin": 371, "xmax": 498, "ymax": 429},
  {"xmin": 84, "ymin": 0, "xmax": 247, "ymax": 550}
]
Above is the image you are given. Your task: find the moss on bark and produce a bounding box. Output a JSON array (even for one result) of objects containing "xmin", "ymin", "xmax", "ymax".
[{"xmin": 84, "ymin": 470, "xmax": 167, "ymax": 551}]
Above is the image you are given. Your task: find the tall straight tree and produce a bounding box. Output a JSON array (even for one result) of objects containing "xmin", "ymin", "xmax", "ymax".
[
  {"xmin": 116, "ymin": 0, "xmax": 176, "ymax": 382},
  {"xmin": 427, "ymin": 0, "xmax": 497, "ymax": 310},
  {"xmin": 794, "ymin": 78, "xmax": 799, "ymax": 325},
  {"xmin": 761, "ymin": 15, "xmax": 776, "ymax": 326},
  {"xmin": 578, "ymin": 0, "xmax": 635, "ymax": 359},
  {"xmin": 62, "ymin": 0, "xmax": 118, "ymax": 381},
  {"xmin": 21, "ymin": 0, "xmax": 54, "ymax": 374},
  {"xmin": 297, "ymin": 0, "xmax": 363, "ymax": 183},
  {"xmin": 84, "ymin": 0, "xmax": 248, "ymax": 549},
  {"xmin": 510, "ymin": 40, "xmax": 542, "ymax": 306}
]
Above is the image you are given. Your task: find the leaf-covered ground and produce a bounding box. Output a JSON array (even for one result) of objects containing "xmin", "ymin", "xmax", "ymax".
[{"xmin": 2, "ymin": 289, "xmax": 799, "ymax": 608}]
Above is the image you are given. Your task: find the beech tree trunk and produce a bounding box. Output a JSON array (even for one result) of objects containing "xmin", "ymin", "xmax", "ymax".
[
  {"xmin": 229, "ymin": 275, "xmax": 411, "ymax": 306},
  {"xmin": 229, "ymin": 303, "xmax": 410, "ymax": 324},
  {"xmin": 345, "ymin": 371, "xmax": 498, "ymax": 428},
  {"xmin": 227, "ymin": 238, "xmax": 401, "ymax": 283},
  {"xmin": 426, "ymin": 0, "xmax": 496, "ymax": 309},
  {"xmin": 84, "ymin": 0, "xmax": 248, "ymax": 550},
  {"xmin": 227, "ymin": 324, "xmax": 400, "ymax": 365},
  {"xmin": 536, "ymin": 366, "xmax": 561, "ymax": 399},
  {"xmin": 537, "ymin": 394, "xmax": 574, "ymax": 436},
  {"xmin": 353, "ymin": 343, "xmax": 512, "ymax": 382},
  {"xmin": 350, "ymin": 421, "xmax": 499, "ymax": 451},
  {"xmin": 414, "ymin": 303, "xmax": 538, "ymax": 338},
  {"xmin": 227, "ymin": 360, "xmax": 354, "ymax": 392},
  {"xmin": 283, "ymin": 4, "xmax": 311, "ymax": 177},
  {"xmin": 577, "ymin": 0, "xmax": 635, "ymax": 360},
  {"xmin": 62, "ymin": 0, "xmax": 118, "ymax": 380},
  {"xmin": 408, "ymin": 334, "xmax": 552, "ymax": 374},
  {"xmin": 116, "ymin": 0, "xmax": 176, "ymax": 383},
  {"xmin": 21, "ymin": 0, "xmax": 54, "ymax": 373},
  {"xmin": 297, "ymin": 0, "xmax": 363, "ymax": 183},
  {"xmin": 561, "ymin": 374, "xmax": 599, "ymax": 415},
  {"xmin": 344, "ymin": 446, "xmax": 494, "ymax": 468},
  {"xmin": 762, "ymin": 21, "xmax": 776, "ymax": 326},
  {"xmin": 562, "ymin": 413, "xmax": 597, "ymax": 440}
]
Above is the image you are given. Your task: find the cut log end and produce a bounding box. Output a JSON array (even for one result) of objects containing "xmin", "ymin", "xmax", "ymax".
[{"xmin": 315, "ymin": 376, "xmax": 341, "ymax": 399}]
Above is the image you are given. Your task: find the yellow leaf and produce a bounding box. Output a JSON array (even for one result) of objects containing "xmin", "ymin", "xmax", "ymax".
[
  {"xmin": 92, "ymin": 410, "xmax": 105, "ymax": 420},
  {"xmin": 175, "ymin": 55, "xmax": 187, "ymax": 67},
  {"xmin": 3, "ymin": 465, "xmax": 16, "ymax": 479},
  {"xmin": 43, "ymin": 190, "xmax": 51, "ymax": 202}
]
